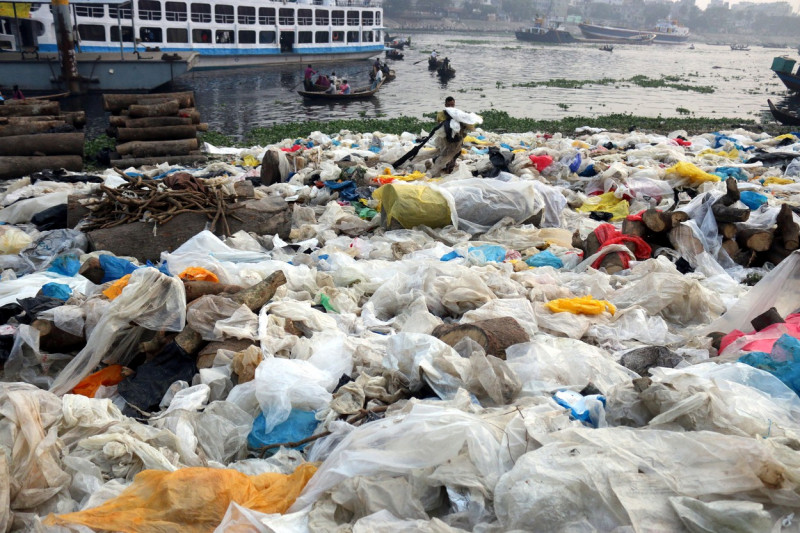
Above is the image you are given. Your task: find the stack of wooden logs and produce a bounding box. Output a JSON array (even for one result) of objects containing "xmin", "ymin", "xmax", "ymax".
[
  {"xmin": 578, "ymin": 177, "xmax": 800, "ymax": 271},
  {"xmin": 0, "ymin": 100, "xmax": 86, "ymax": 180},
  {"xmin": 104, "ymin": 91, "xmax": 208, "ymax": 167}
]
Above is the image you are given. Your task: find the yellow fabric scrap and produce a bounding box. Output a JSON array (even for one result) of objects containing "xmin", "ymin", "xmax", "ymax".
[
  {"xmin": 45, "ymin": 464, "xmax": 317, "ymax": 533},
  {"xmin": 665, "ymin": 161, "xmax": 721, "ymax": 184},
  {"xmin": 242, "ymin": 155, "xmax": 260, "ymax": 167},
  {"xmin": 572, "ymin": 140, "xmax": 591, "ymax": 149},
  {"xmin": 178, "ymin": 267, "xmax": 219, "ymax": 283},
  {"xmin": 774, "ymin": 134, "xmax": 797, "ymax": 141},
  {"xmin": 546, "ymin": 295, "xmax": 616, "ymax": 316},
  {"xmin": 575, "ymin": 192, "xmax": 629, "ymax": 221},
  {"xmin": 463, "ymin": 136, "xmax": 491, "ymax": 145},
  {"xmin": 698, "ymin": 148, "xmax": 739, "ymax": 159},
  {"xmin": 102, "ymin": 274, "xmax": 132, "ymax": 301},
  {"xmin": 764, "ymin": 176, "xmax": 795, "ymax": 186}
]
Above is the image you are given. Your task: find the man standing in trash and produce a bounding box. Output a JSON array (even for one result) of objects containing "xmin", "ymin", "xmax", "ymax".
[{"xmin": 430, "ymin": 96, "xmax": 474, "ymax": 176}]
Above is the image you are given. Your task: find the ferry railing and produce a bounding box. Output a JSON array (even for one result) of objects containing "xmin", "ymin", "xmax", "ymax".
[
  {"xmin": 75, "ymin": 5, "xmax": 105, "ymax": 17},
  {"xmin": 109, "ymin": 7, "xmax": 132, "ymax": 18},
  {"xmin": 258, "ymin": 16, "xmax": 276, "ymax": 24},
  {"xmin": 215, "ymin": 14, "xmax": 235, "ymax": 24},
  {"xmin": 166, "ymin": 10, "xmax": 187, "ymax": 21},
  {"xmin": 278, "ymin": 16, "xmax": 294, "ymax": 24},
  {"xmin": 297, "ymin": 16, "xmax": 312, "ymax": 25},
  {"xmin": 316, "ymin": 18, "xmax": 330, "ymax": 25},
  {"xmin": 139, "ymin": 9, "xmax": 161, "ymax": 20},
  {"xmin": 238, "ymin": 15, "xmax": 256, "ymax": 24},
  {"xmin": 191, "ymin": 13, "xmax": 211, "ymax": 23},
  {"xmin": 331, "ymin": 17, "xmax": 344, "ymax": 25}
]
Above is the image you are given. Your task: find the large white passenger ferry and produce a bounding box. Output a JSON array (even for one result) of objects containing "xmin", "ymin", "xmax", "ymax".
[{"xmin": 0, "ymin": 0, "xmax": 385, "ymax": 69}]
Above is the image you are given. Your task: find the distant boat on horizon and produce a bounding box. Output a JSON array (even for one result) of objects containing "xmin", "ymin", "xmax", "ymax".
[
  {"xmin": 578, "ymin": 19, "xmax": 689, "ymax": 44},
  {"xmin": 515, "ymin": 17, "xmax": 577, "ymax": 44}
]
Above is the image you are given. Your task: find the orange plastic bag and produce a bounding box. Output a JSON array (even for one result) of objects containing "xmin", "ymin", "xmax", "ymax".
[
  {"xmin": 546, "ymin": 295, "xmax": 616, "ymax": 316},
  {"xmin": 102, "ymin": 274, "xmax": 132, "ymax": 300},
  {"xmin": 178, "ymin": 267, "xmax": 219, "ymax": 283},
  {"xmin": 72, "ymin": 365, "xmax": 126, "ymax": 398},
  {"xmin": 45, "ymin": 464, "xmax": 317, "ymax": 533}
]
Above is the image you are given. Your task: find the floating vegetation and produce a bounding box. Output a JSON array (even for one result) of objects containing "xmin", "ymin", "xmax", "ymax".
[
  {"xmin": 676, "ymin": 107, "xmax": 691, "ymax": 115},
  {"xmin": 557, "ymin": 103, "xmax": 570, "ymax": 110},
  {"xmin": 448, "ymin": 39, "xmax": 491, "ymax": 45},
  {"xmin": 513, "ymin": 75, "xmax": 716, "ymax": 94}
]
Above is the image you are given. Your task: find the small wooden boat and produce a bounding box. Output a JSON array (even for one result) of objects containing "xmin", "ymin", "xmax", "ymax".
[
  {"xmin": 437, "ymin": 65, "xmax": 455, "ymax": 78},
  {"xmin": 600, "ymin": 44, "xmax": 614, "ymax": 52},
  {"xmin": 768, "ymin": 99, "xmax": 800, "ymax": 126},
  {"xmin": 730, "ymin": 43, "xmax": 750, "ymax": 51},
  {"xmin": 385, "ymin": 49, "xmax": 404, "ymax": 60},
  {"xmin": 428, "ymin": 57, "xmax": 441, "ymax": 70},
  {"xmin": 298, "ymin": 81, "xmax": 383, "ymax": 100}
]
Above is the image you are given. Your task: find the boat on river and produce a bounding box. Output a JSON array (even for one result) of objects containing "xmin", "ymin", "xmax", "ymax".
[
  {"xmin": 599, "ymin": 44, "xmax": 613, "ymax": 52},
  {"xmin": 768, "ymin": 99, "xmax": 800, "ymax": 126},
  {"xmin": 0, "ymin": 0, "xmax": 385, "ymax": 70},
  {"xmin": 298, "ymin": 80, "xmax": 383, "ymax": 100},
  {"xmin": 730, "ymin": 44, "xmax": 750, "ymax": 51},
  {"xmin": 515, "ymin": 17, "xmax": 576, "ymax": 44},
  {"xmin": 771, "ymin": 56, "xmax": 800, "ymax": 92},
  {"xmin": 578, "ymin": 19, "xmax": 688, "ymax": 44},
  {"xmin": 385, "ymin": 49, "xmax": 403, "ymax": 60},
  {"xmin": 437, "ymin": 64, "xmax": 455, "ymax": 79},
  {"xmin": 428, "ymin": 57, "xmax": 441, "ymax": 70}
]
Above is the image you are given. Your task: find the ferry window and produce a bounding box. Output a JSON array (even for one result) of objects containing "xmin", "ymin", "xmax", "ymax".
[
  {"xmin": 238, "ymin": 30, "xmax": 255, "ymax": 43},
  {"xmin": 298, "ymin": 31, "xmax": 312, "ymax": 44},
  {"xmin": 315, "ymin": 9, "xmax": 328, "ymax": 25},
  {"xmin": 315, "ymin": 31, "xmax": 329, "ymax": 43},
  {"xmin": 74, "ymin": 4, "xmax": 104, "ymax": 18},
  {"xmin": 138, "ymin": 0, "xmax": 161, "ymax": 20},
  {"xmin": 167, "ymin": 28, "xmax": 188, "ymax": 42},
  {"xmin": 215, "ymin": 5, "xmax": 233, "ymax": 24},
  {"xmin": 362, "ymin": 11, "xmax": 373, "ymax": 25},
  {"xmin": 375, "ymin": 12, "xmax": 380, "ymax": 25},
  {"xmin": 346, "ymin": 30, "xmax": 358, "ymax": 43},
  {"xmin": 215, "ymin": 29, "xmax": 232, "ymax": 43},
  {"xmin": 190, "ymin": 3, "xmax": 210, "ymax": 23},
  {"xmin": 331, "ymin": 10, "xmax": 343, "ymax": 25},
  {"xmin": 297, "ymin": 8, "xmax": 312, "ymax": 25},
  {"xmin": 362, "ymin": 30, "xmax": 372, "ymax": 42},
  {"xmin": 238, "ymin": 6, "xmax": 255, "ymax": 24},
  {"xmin": 258, "ymin": 7, "xmax": 275, "ymax": 24},
  {"xmin": 191, "ymin": 28, "xmax": 211, "ymax": 43},
  {"xmin": 165, "ymin": 2, "xmax": 187, "ymax": 22},
  {"xmin": 346, "ymin": 11, "xmax": 358, "ymax": 25},
  {"xmin": 278, "ymin": 8, "xmax": 293, "ymax": 25},
  {"xmin": 140, "ymin": 27, "xmax": 162, "ymax": 42},
  {"xmin": 109, "ymin": 4, "xmax": 132, "ymax": 19},
  {"xmin": 77, "ymin": 24, "xmax": 105, "ymax": 41},
  {"xmin": 259, "ymin": 30, "xmax": 276, "ymax": 43},
  {"xmin": 332, "ymin": 30, "xmax": 343, "ymax": 42},
  {"xmin": 110, "ymin": 26, "xmax": 134, "ymax": 42}
]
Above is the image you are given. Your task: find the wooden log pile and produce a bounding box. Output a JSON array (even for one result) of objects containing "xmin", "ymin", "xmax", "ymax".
[
  {"xmin": 103, "ymin": 91, "xmax": 208, "ymax": 167},
  {"xmin": 582, "ymin": 177, "xmax": 800, "ymax": 270},
  {"xmin": 0, "ymin": 99, "xmax": 86, "ymax": 180}
]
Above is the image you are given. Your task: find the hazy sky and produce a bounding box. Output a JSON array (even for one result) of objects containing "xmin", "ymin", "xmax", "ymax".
[{"xmin": 693, "ymin": 0, "xmax": 799, "ymax": 12}]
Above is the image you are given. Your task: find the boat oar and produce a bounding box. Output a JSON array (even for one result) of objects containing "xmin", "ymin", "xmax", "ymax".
[
  {"xmin": 413, "ymin": 58, "xmax": 429, "ymax": 65},
  {"xmin": 392, "ymin": 121, "xmax": 445, "ymax": 167}
]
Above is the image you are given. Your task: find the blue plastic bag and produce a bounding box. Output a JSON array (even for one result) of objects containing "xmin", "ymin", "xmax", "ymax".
[
  {"xmin": 47, "ymin": 254, "xmax": 81, "ymax": 277},
  {"xmin": 553, "ymin": 390, "xmax": 607, "ymax": 428},
  {"xmin": 739, "ymin": 191, "xmax": 768, "ymax": 210},
  {"xmin": 468, "ymin": 245, "xmax": 506, "ymax": 263},
  {"xmin": 713, "ymin": 166, "xmax": 748, "ymax": 181},
  {"xmin": 41, "ymin": 282, "xmax": 72, "ymax": 301},
  {"xmin": 739, "ymin": 334, "xmax": 800, "ymax": 396},
  {"xmin": 525, "ymin": 250, "xmax": 563, "ymax": 268},
  {"xmin": 569, "ymin": 153, "xmax": 582, "ymax": 173},
  {"xmin": 99, "ymin": 255, "xmax": 139, "ymax": 283},
  {"xmin": 440, "ymin": 251, "xmax": 462, "ymax": 262},
  {"xmin": 247, "ymin": 409, "xmax": 319, "ymax": 453},
  {"xmin": 324, "ymin": 180, "xmax": 358, "ymax": 201}
]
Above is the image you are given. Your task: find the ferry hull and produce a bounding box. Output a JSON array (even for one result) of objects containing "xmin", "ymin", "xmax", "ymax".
[
  {"xmin": 578, "ymin": 23, "xmax": 688, "ymax": 44},
  {"xmin": 193, "ymin": 48, "xmax": 381, "ymax": 70},
  {"xmin": 0, "ymin": 52, "xmax": 197, "ymax": 91},
  {"xmin": 515, "ymin": 29, "xmax": 577, "ymax": 44}
]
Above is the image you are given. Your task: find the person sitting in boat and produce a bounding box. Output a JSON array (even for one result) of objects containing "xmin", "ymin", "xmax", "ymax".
[
  {"xmin": 12, "ymin": 85, "xmax": 24, "ymax": 100},
  {"xmin": 339, "ymin": 80, "xmax": 351, "ymax": 95},
  {"xmin": 303, "ymin": 64, "xmax": 316, "ymax": 90},
  {"xmin": 316, "ymin": 74, "xmax": 331, "ymax": 91},
  {"xmin": 381, "ymin": 62, "xmax": 390, "ymax": 77},
  {"xmin": 442, "ymin": 57, "xmax": 450, "ymax": 71},
  {"xmin": 430, "ymin": 50, "xmax": 438, "ymax": 60},
  {"xmin": 371, "ymin": 68, "xmax": 383, "ymax": 90}
]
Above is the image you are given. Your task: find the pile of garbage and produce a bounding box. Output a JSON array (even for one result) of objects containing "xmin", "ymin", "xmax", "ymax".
[{"xmin": 2, "ymin": 120, "xmax": 800, "ymax": 532}]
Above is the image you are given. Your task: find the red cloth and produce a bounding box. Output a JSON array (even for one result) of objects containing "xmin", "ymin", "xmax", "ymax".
[
  {"xmin": 673, "ymin": 138, "xmax": 691, "ymax": 146},
  {"xmin": 529, "ymin": 154, "xmax": 553, "ymax": 172},
  {"xmin": 281, "ymin": 145, "xmax": 302, "ymax": 153},
  {"xmin": 719, "ymin": 313, "xmax": 800, "ymax": 355},
  {"xmin": 590, "ymin": 223, "xmax": 652, "ymax": 270}
]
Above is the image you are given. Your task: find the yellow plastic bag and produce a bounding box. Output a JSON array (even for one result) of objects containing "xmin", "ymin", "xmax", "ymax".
[
  {"xmin": 242, "ymin": 155, "xmax": 260, "ymax": 167},
  {"xmin": 0, "ymin": 227, "xmax": 32, "ymax": 254},
  {"xmin": 463, "ymin": 135, "xmax": 491, "ymax": 145},
  {"xmin": 45, "ymin": 464, "xmax": 317, "ymax": 533},
  {"xmin": 373, "ymin": 183, "xmax": 452, "ymax": 229},
  {"xmin": 179, "ymin": 267, "xmax": 220, "ymax": 283},
  {"xmin": 102, "ymin": 274, "xmax": 132, "ymax": 300},
  {"xmin": 665, "ymin": 161, "xmax": 721, "ymax": 185},
  {"xmin": 546, "ymin": 295, "xmax": 616, "ymax": 316},
  {"xmin": 575, "ymin": 192, "xmax": 629, "ymax": 221},
  {"xmin": 698, "ymin": 148, "xmax": 739, "ymax": 159}
]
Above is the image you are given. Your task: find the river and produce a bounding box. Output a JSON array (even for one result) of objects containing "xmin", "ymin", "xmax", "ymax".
[{"xmin": 75, "ymin": 32, "xmax": 800, "ymax": 140}]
